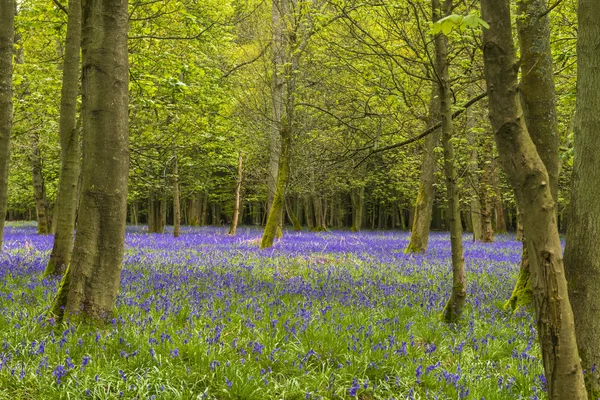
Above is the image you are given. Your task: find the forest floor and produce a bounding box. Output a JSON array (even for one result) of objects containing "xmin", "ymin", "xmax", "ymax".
[{"xmin": 0, "ymin": 224, "xmax": 545, "ymax": 399}]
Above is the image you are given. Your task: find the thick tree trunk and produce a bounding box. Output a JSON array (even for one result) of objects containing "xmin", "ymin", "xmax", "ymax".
[
  {"xmin": 45, "ymin": 0, "xmax": 82, "ymax": 277},
  {"xmin": 173, "ymin": 156, "xmax": 181, "ymax": 238},
  {"xmin": 0, "ymin": 2, "xmax": 13, "ymax": 251},
  {"xmin": 481, "ymin": 0, "xmax": 587, "ymax": 396},
  {"xmin": 406, "ymin": 84, "xmax": 440, "ymax": 252},
  {"xmin": 30, "ymin": 131, "xmax": 50, "ymax": 234},
  {"xmin": 229, "ymin": 151, "xmax": 243, "ymax": 235},
  {"xmin": 564, "ymin": 0, "xmax": 600, "ymax": 395},
  {"xmin": 434, "ymin": 0, "xmax": 466, "ymax": 323},
  {"xmin": 507, "ymin": 0, "xmax": 561, "ymax": 314},
  {"xmin": 51, "ymin": 0, "xmax": 130, "ymax": 323}
]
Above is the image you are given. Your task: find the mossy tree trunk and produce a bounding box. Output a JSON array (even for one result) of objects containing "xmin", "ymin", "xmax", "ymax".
[
  {"xmin": 406, "ymin": 83, "xmax": 440, "ymax": 252},
  {"xmin": 261, "ymin": 133, "xmax": 290, "ymax": 248},
  {"xmin": 351, "ymin": 186, "xmax": 364, "ymax": 232},
  {"xmin": 481, "ymin": 0, "xmax": 587, "ymax": 396},
  {"xmin": 51, "ymin": 0, "xmax": 130, "ymax": 323},
  {"xmin": 507, "ymin": 0, "xmax": 560, "ymax": 314},
  {"xmin": 434, "ymin": 0, "xmax": 466, "ymax": 324},
  {"xmin": 0, "ymin": 2, "xmax": 13, "ymax": 251},
  {"xmin": 45, "ymin": 0, "xmax": 82, "ymax": 277},
  {"xmin": 564, "ymin": 0, "xmax": 600, "ymax": 395}
]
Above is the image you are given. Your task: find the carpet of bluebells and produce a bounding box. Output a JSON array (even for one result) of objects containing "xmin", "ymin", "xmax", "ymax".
[{"xmin": 0, "ymin": 223, "xmax": 546, "ymax": 399}]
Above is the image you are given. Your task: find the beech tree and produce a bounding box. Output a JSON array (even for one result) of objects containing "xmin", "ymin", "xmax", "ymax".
[
  {"xmin": 45, "ymin": 0, "xmax": 82, "ymax": 277},
  {"xmin": 480, "ymin": 0, "xmax": 587, "ymax": 396},
  {"xmin": 0, "ymin": 0, "xmax": 13, "ymax": 250},
  {"xmin": 564, "ymin": 0, "xmax": 600, "ymax": 395},
  {"xmin": 52, "ymin": 0, "xmax": 130, "ymax": 321}
]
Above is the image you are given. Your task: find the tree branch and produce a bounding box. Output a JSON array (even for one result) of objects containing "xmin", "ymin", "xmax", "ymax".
[{"xmin": 355, "ymin": 91, "xmax": 488, "ymax": 167}]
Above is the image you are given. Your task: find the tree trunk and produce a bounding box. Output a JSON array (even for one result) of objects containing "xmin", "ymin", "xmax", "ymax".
[
  {"xmin": 481, "ymin": 0, "xmax": 587, "ymax": 396},
  {"xmin": 406, "ymin": 83, "xmax": 440, "ymax": 252},
  {"xmin": 468, "ymin": 130, "xmax": 483, "ymax": 241},
  {"xmin": 0, "ymin": 2, "xmax": 13, "ymax": 251},
  {"xmin": 351, "ymin": 186, "xmax": 364, "ymax": 232},
  {"xmin": 51, "ymin": 0, "xmax": 129, "ymax": 323},
  {"xmin": 285, "ymin": 196, "xmax": 302, "ymax": 231},
  {"xmin": 507, "ymin": 0, "xmax": 561, "ymax": 314},
  {"xmin": 312, "ymin": 194, "xmax": 326, "ymax": 231},
  {"xmin": 131, "ymin": 200, "xmax": 138, "ymax": 225},
  {"xmin": 31, "ymin": 131, "xmax": 50, "ymax": 235},
  {"xmin": 45, "ymin": 0, "xmax": 82, "ymax": 277},
  {"xmin": 261, "ymin": 133, "xmax": 290, "ymax": 248},
  {"xmin": 229, "ymin": 151, "xmax": 243, "ymax": 235},
  {"xmin": 479, "ymin": 134, "xmax": 494, "ymax": 243},
  {"xmin": 267, "ymin": 0, "xmax": 284, "ymax": 217},
  {"xmin": 564, "ymin": 0, "xmax": 600, "ymax": 395},
  {"xmin": 434, "ymin": 0, "xmax": 466, "ymax": 323},
  {"xmin": 173, "ymin": 156, "xmax": 181, "ymax": 238}
]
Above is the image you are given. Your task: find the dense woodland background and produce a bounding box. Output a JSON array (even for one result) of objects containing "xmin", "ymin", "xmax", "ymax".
[{"xmin": 4, "ymin": 0, "xmax": 575, "ymax": 235}]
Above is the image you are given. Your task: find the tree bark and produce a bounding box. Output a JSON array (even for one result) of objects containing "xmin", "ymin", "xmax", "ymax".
[
  {"xmin": 0, "ymin": 0, "xmax": 13, "ymax": 251},
  {"xmin": 351, "ymin": 186, "xmax": 365, "ymax": 232},
  {"xmin": 507, "ymin": 0, "xmax": 561, "ymax": 313},
  {"xmin": 51, "ymin": 0, "xmax": 130, "ymax": 323},
  {"xmin": 434, "ymin": 0, "xmax": 466, "ymax": 323},
  {"xmin": 406, "ymin": 83, "xmax": 440, "ymax": 252},
  {"xmin": 481, "ymin": 0, "xmax": 587, "ymax": 396},
  {"xmin": 468, "ymin": 129, "xmax": 483, "ymax": 241},
  {"xmin": 229, "ymin": 151, "xmax": 243, "ymax": 235},
  {"xmin": 45, "ymin": 0, "xmax": 82, "ymax": 277},
  {"xmin": 267, "ymin": 0, "xmax": 284, "ymax": 217},
  {"xmin": 261, "ymin": 133, "xmax": 290, "ymax": 248},
  {"xmin": 564, "ymin": 0, "xmax": 600, "ymax": 395},
  {"xmin": 480, "ymin": 134, "xmax": 494, "ymax": 243},
  {"xmin": 173, "ymin": 156, "xmax": 181, "ymax": 238},
  {"xmin": 30, "ymin": 131, "xmax": 50, "ymax": 234},
  {"xmin": 285, "ymin": 196, "xmax": 302, "ymax": 231}
]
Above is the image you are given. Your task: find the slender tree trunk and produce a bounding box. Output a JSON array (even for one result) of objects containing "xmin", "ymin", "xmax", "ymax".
[
  {"xmin": 481, "ymin": 0, "xmax": 587, "ymax": 395},
  {"xmin": 173, "ymin": 156, "xmax": 181, "ymax": 238},
  {"xmin": 261, "ymin": 133, "xmax": 290, "ymax": 248},
  {"xmin": 229, "ymin": 151, "xmax": 243, "ymax": 235},
  {"xmin": 51, "ymin": 0, "xmax": 130, "ymax": 323},
  {"xmin": 285, "ymin": 196, "xmax": 302, "ymax": 231},
  {"xmin": 267, "ymin": 0, "xmax": 284, "ymax": 217},
  {"xmin": 468, "ymin": 130, "xmax": 483, "ymax": 241},
  {"xmin": 0, "ymin": 2, "xmax": 13, "ymax": 250},
  {"xmin": 434, "ymin": 0, "xmax": 466, "ymax": 323},
  {"xmin": 31, "ymin": 131, "xmax": 50, "ymax": 234},
  {"xmin": 45, "ymin": 0, "xmax": 82, "ymax": 277},
  {"xmin": 406, "ymin": 83, "xmax": 440, "ymax": 252},
  {"xmin": 480, "ymin": 135, "xmax": 494, "ymax": 243},
  {"xmin": 564, "ymin": 0, "xmax": 600, "ymax": 395}
]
